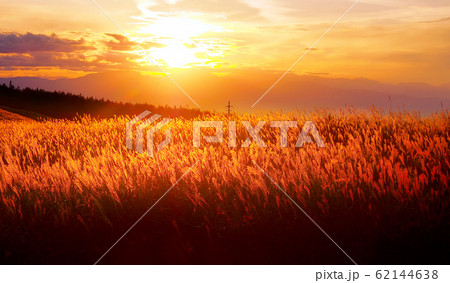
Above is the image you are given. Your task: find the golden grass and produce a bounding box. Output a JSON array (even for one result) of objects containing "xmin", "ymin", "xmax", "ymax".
[{"xmin": 0, "ymin": 108, "xmax": 448, "ymax": 263}]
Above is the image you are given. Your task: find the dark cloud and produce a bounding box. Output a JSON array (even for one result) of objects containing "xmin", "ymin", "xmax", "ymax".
[
  {"xmin": 0, "ymin": 32, "xmax": 156, "ymax": 72},
  {"xmin": 0, "ymin": 53, "xmax": 90, "ymax": 69},
  {"xmin": 0, "ymin": 32, "xmax": 94, "ymax": 54},
  {"xmin": 0, "ymin": 51, "xmax": 142, "ymax": 71}
]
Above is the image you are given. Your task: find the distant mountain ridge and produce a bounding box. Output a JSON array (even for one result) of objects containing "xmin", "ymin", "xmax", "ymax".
[{"xmin": 1, "ymin": 70, "xmax": 448, "ymax": 114}]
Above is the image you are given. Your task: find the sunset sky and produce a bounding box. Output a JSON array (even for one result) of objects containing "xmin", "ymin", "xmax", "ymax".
[{"xmin": 0, "ymin": 0, "xmax": 449, "ymax": 86}]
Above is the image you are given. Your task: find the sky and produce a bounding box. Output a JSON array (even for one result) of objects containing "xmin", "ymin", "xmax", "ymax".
[{"xmin": 0, "ymin": 0, "xmax": 449, "ymax": 86}]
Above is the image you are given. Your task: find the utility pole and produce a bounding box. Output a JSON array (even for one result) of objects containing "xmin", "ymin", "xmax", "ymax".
[{"xmin": 226, "ymin": 101, "xmax": 233, "ymax": 117}]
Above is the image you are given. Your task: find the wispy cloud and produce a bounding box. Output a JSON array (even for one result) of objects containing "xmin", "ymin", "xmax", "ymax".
[{"xmin": 419, "ymin": 16, "xmax": 450, "ymax": 24}]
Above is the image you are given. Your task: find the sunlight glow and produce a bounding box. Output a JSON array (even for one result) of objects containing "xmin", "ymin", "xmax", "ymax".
[{"xmin": 134, "ymin": 12, "xmax": 226, "ymax": 68}]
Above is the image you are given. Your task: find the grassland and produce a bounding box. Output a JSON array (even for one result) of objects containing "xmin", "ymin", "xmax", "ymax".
[{"xmin": 0, "ymin": 108, "xmax": 448, "ymax": 264}]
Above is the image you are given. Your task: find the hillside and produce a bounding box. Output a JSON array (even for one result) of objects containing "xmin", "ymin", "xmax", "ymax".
[
  {"xmin": 0, "ymin": 82, "xmax": 203, "ymax": 120},
  {"xmin": 0, "ymin": 108, "xmax": 30, "ymax": 121}
]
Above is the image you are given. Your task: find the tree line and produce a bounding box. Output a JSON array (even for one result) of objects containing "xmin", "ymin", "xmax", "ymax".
[{"xmin": 0, "ymin": 82, "xmax": 203, "ymax": 119}]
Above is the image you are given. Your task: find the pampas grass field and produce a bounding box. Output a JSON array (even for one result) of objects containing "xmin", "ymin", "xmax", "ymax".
[{"xmin": 0, "ymin": 108, "xmax": 448, "ymax": 264}]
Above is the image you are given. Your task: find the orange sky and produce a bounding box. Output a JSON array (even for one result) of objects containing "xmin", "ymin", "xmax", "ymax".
[{"xmin": 0, "ymin": 0, "xmax": 449, "ymax": 85}]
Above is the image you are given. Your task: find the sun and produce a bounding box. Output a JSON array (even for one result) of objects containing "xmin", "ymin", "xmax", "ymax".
[
  {"xmin": 135, "ymin": 15, "xmax": 225, "ymax": 68},
  {"xmin": 150, "ymin": 40, "xmax": 200, "ymax": 68}
]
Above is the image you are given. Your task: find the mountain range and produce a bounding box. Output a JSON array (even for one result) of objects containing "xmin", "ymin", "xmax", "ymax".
[{"xmin": 1, "ymin": 69, "xmax": 449, "ymax": 114}]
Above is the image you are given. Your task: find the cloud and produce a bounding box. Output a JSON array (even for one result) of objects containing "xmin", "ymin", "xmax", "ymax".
[
  {"xmin": 257, "ymin": 24, "xmax": 309, "ymax": 32},
  {"xmin": 103, "ymin": 34, "xmax": 134, "ymax": 51},
  {"xmin": 137, "ymin": 0, "xmax": 264, "ymax": 21},
  {"xmin": 419, "ymin": 17, "xmax": 450, "ymax": 24},
  {"xmin": 305, "ymin": 72, "xmax": 330, "ymax": 76},
  {"xmin": 0, "ymin": 32, "xmax": 160, "ymax": 73},
  {"xmin": 0, "ymin": 51, "xmax": 143, "ymax": 71},
  {"xmin": 103, "ymin": 33, "xmax": 165, "ymax": 51},
  {"xmin": 0, "ymin": 32, "xmax": 94, "ymax": 54},
  {"xmin": 395, "ymin": 0, "xmax": 450, "ymax": 7}
]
